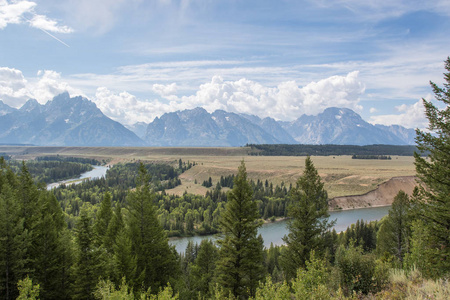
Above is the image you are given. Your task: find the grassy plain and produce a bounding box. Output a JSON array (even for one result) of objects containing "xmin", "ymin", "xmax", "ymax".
[{"xmin": 0, "ymin": 146, "xmax": 416, "ymax": 198}]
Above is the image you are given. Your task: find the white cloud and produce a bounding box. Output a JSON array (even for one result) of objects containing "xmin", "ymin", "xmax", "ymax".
[
  {"xmin": 89, "ymin": 72, "xmax": 365, "ymax": 125},
  {"xmin": 29, "ymin": 14, "xmax": 73, "ymax": 33},
  {"xmin": 0, "ymin": 0, "xmax": 72, "ymax": 33},
  {"xmin": 0, "ymin": 67, "xmax": 32, "ymax": 105},
  {"xmin": 152, "ymin": 83, "xmax": 178, "ymax": 98},
  {"xmin": 32, "ymin": 70, "xmax": 82, "ymax": 103},
  {"xmin": 369, "ymin": 107, "xmax": 378, "ymax": 113},
  {"xmin": 369, "ymin": 99, "xmax": 427, "ymax": 129},
  {"xmin": 0, "ymin": 67, "xmax": 82, "ymax": 107}
]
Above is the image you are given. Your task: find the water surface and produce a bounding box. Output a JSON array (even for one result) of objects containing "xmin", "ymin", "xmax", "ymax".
[
  {"xmin": 46, "ymin": 165, "xmax": 108, "ymax": 190},
  {"xmin": 170, "ymin": 205, "xmax": 390, "ymax": 253}
]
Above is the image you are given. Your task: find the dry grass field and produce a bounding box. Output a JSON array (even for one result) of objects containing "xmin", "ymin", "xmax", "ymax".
[{"xmin": 0, "ymin": 146, "xmax": 416, "ymax": 198}]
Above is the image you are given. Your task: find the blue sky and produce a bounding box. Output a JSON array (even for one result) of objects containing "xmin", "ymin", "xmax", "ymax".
[{"xmin": 1, "ymin": 0, "xmax": 449, "ymax": 128}]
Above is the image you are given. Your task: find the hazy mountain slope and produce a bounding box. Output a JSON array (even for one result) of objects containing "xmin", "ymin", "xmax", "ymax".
[
  {"xmin": 282, "ymin": 107, "xmax": 408, "ymax": 145},
  {"xmin": 144, "ymin": 108, "xmax": 282, "ymax": 146},
  {"xmin": 0, "ymin": 92, "xmax": 144, "ymax": 146}
]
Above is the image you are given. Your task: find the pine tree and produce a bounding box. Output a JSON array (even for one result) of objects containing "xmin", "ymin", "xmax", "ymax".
[
  {"xmin": 0, "ymin": 183, "xmax": 30, "ymax": 300},
  {"xmin": 126, "ymin": 163, "xmax": 178, "ymax": 293},
  {"xmin": 73, "ymin": 209, "xmax": 99, "ymax": 300},
  {"xmin": 413, "ymin": 57, "xmax": 450, "ymax": 277},
  {"xmin": 216, "ymin": 161, "xmax": 265, "ymax": 299},
  {"xmin": 376, "ymin": 190, "xmax": 411, "ymax": 264},
  {"xmin": 280, "ymin": 156, "xmax": 334, "ymax": 280},
  {"xmin": 191, "ymin": 239, "xmax": 218, "ymax": 298},
  {"xmin": 31, "ymin": 192, "xmax": 68, "ymax": 299},
  {"xmin": 113, "ymin": 228, "xmax": 137, "ymax": 287},
  {"xmin": 93, "ymin": 192, "xmax": 113, "ymax": 247},
  {"xmin": 104, "ymin": 202, "xmax": 124, "ymax": 253}
]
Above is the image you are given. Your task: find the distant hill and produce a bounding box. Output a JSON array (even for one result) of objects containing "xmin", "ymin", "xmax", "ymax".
[{"xmin": 0, "ymin": 92, "xmax": 144, "ymax": 146}]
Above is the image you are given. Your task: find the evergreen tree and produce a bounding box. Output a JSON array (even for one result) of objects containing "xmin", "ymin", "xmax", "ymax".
[
  {"xmin": 126, "ymin": 163, "xmax": 178, "ymax": 293},
  {"xmin": 216, "ymin": 161, "xmax": 265, "ymax": 299},
  {"xmin": 73, "ymin": 209, "xmax": 99, "ymax": 300},
  {"xmin": 413, "ymin": 57, "xmax": 450, "ymax": 277},
  {"xmin": 93, "ymin": 192, "xmax": 113, "ymax": 247},
  {"xmin": 280, "ymin": 156, "xmax": 334, "ymax": 280},
  {"xmin": 0, "ymin": 183, "xmax": 29, "ymax": 300},
  {"xmin": 113, "ymin": 228, "xmax": 137, "ymax": 287},
  {"xmin": 31, "ymin": 192, "xmax": 68, "ymax": 299},
  {"xmin": 104, "ymin": 202, "xmax": 124, "ymax": 253},
  {"xmin": 190, "ymin": 239, "xmax": 218, "ymax": 298},
  {"xmin": 376, "ymin": 190, "xmax": 412, "ymax": 264}
]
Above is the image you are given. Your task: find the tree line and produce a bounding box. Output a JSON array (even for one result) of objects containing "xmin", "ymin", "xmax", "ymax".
[{"xmin": 248, "ymin": 144, "xmax": 418, "ymax": 156}]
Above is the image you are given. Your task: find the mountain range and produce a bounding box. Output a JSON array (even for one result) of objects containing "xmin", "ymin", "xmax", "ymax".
[{"xmin": 0, "ymin": 93, "xmax": 416, "ymax": 147}]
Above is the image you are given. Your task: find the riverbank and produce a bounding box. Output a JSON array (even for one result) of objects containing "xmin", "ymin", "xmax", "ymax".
[{"xmin": 328, "ymin": 176, "xmax": 417, "ymax": 210}]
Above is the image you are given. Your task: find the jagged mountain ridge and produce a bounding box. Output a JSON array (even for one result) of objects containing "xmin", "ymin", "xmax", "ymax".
[
  {"xmin": 144, "ymin": 107, "xmax": 286, "ymax": 146},
  {"xmin": 0, "ymin": 93, "xmax": 416, "ymax": 147},
  {"xmin": 143, "ymin": 107, "xmax": 416, "ymax": 146},
  {"xmin": 280, "ymin": 107, "xmax": 413, "ymax": 145},
  {"xmin": 0, "ymin": 92, "xmax": 144, "ymax": 146}
]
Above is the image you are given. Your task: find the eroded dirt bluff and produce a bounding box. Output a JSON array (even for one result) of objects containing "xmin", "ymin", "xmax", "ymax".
[{"xmin": 329, "ymin": 176, "xmax": 418, "ymax": 210}]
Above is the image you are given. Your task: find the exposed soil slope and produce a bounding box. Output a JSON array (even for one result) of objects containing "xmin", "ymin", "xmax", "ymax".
[{"xmin": 329, "ymin": 176, "xmax": 418, "ymax": 210}]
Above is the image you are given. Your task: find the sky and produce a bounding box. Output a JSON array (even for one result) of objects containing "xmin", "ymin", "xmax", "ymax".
[{"xmin": 1, "ymin": 0, "xmax": 449, "ymax": 129}]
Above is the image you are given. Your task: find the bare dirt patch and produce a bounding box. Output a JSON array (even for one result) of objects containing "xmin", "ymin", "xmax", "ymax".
[{"xmin": 329, "ymin": 176, "xmax": 418, "ymax": 210}]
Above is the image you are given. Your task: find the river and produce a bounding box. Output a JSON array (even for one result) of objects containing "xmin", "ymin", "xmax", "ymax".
[
  {"xmin": 169, "ymin": 205, "xmax": 391, "ymax": 253},
  {"xmin": 46, "ymin": 165, "xmax": 109, "ymax": 190},
  {"xmin": 44, "ymin": 166, "xmax": 391, "ymax": 254}
]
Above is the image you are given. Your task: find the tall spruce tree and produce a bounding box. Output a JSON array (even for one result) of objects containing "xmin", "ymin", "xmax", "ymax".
[
  {"xmin": 93, "ymin": 192, "xmax": 113, "ymax": 247},
  {"xmin": 72, "ymin": 209, "xmax": 99, "ymax": 300},
  {"xmin": 0, "ymin": 182, "xmax": 29, "ymax": 300},
  {"xmin": 126, "ymin": 163, "xmax": 177, "ymax": 293},
  {"xmin": 413, "ymin": 57, "xmax": 450, "ymax": 277},
  {"xmin": 281, "ymin": 156, "xmax": 334, "ymax": 280},
  {"xmin": 216, "ymin": 161, "xmax": 265, "ymax": 299},
  {"xmin": 31, "ymin": 192, "xmax": 68, "ymax": 299},
  {"xmin": 376, "ymin": 190, "xmax": 412, "ymax": 264}
]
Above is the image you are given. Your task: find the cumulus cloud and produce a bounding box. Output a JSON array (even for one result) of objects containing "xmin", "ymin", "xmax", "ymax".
[
  {"xmin": 0, "ymin": 67, "xmax": 32, "ymax": 104},
  {"xmin": 152, "ymin": 83, "xmax": 178, "ymax": 99},
  {"xmin": 0, "ymin": 67, "xmax": 82, "ymax": 107},
  {"xmin": 369, "ymin": 107, "xmax": 378, "ymax": 113},
  {"xmin": 0, "ymin": 0, "xmax": 72, "ymax": 33},
  {"xmin": 88, "ymin": 71, "xmax": 365, "ymax": 126},
  {"xmin": 369, "ymin": 99, "xmax": 427, "ymax": 129}
]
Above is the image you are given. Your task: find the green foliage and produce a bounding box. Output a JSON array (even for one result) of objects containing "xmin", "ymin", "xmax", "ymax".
[
  {"xmin": 413, "ymin": 57, "xmax": 450, "ymax": 278},
  {"xmin": 292, "ymin": 252, "xmax": 330, "ymax": 300},
  {"xmin": 251, "ymin": 276, "xmax": 290, "ymax": 300},
  {"xmin": 339, "ymin": 219, "xmax": 378, "ymax": 253},
  {"xmin": 281, "ymin": 156, "xmax": 334, "ymax": 280},
  {"xmin": 0, "ymin": 163, "xmax": 30, "ymax": 300},
  {"xmin": 16, "ymin": 276, "xmax": 40, "ymax": 300},
  {"xmin": 7, "ymin": 159, "xmax": 94, "ymax": 184},
  {"xmin": 334, "ymin": 243, "xmax": 389, "ymax": 295},
  {"xmin": 72, "ymin": 209, "xmax": 100, "ymax": 300},
  {"xmin": 217, "ymin": 161, "xmax": 265, "ymax": 299},
  {"xmin": 190, "ymin": 239, "xmax": 219, "ymax": 298},
  {"xmin": 126, "ymin": 163, "xmax": 178, "ymax": 293},
  {"xmin": 376, "ymin": 190, "xmax": 412, "ymax": 265},
  {"xmin": 94, "ymin": 278, "xmax": 134, "ymax": 300}
]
